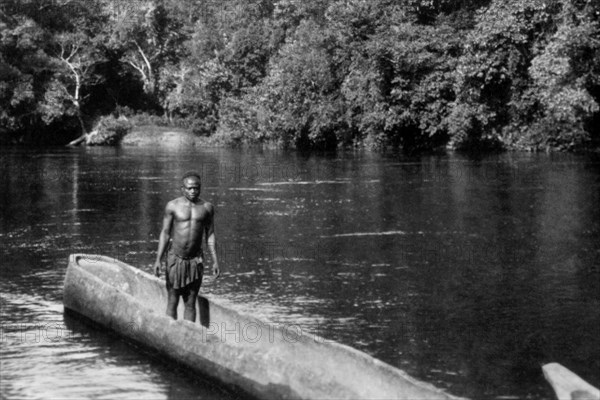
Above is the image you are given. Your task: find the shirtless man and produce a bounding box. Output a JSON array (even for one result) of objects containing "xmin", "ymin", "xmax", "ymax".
[{"xmin": 153, "ymin": 172, "xmax": 220, "ymax": 321}]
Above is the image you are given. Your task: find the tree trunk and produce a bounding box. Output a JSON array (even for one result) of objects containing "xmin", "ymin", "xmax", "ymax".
[
  {"xmin": 66, "ymin": 112, "xmax": 89, "ymax": 146},
  {"xmin": 66, "ymin": 133, "xmax": 88, "ymax": 146}
]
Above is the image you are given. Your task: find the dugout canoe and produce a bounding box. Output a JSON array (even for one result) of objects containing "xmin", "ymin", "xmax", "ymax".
[
  {"xmin": 542, "ymin": 363, "xmax": 600, "ymax": 400},
  {"xmin": 63, "ymin": 254, "xmax": 465, "ymax": 400}
]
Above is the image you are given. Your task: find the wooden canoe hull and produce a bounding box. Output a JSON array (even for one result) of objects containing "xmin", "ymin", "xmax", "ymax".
[
  {"xmin": 63, "ymin": 254, "xmax": 465, "ymax": 400},
  {"xmin": 542, "ymin": 363, "xmax": 600, "ymax": 400}
]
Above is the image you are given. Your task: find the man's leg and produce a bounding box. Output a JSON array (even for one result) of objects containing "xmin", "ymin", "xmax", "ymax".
[
  {"xmin": 167, "ymin": 288, "xmax": 179, "ymax": 319},
  {"xmin": 165, "ymin": 256, "xmax": 179, "ymax": 319},
  {"xmin": 182, "ymin": 280, "xmax": 201, "ymax": 322}
]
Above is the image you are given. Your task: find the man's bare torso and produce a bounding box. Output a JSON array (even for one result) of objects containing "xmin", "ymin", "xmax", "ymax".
[{"xmin": 168, "ymin": 197, "xmax": 213, "ymax": 258}]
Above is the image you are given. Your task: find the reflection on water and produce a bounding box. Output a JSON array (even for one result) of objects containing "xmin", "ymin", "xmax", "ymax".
[
  {"xmin": 0, "ymin": 278, "xmax": 236, "ymax": 400},
  {"xmin": 1, "ymin": 147, "xmax": 599, "ymax": 399}
]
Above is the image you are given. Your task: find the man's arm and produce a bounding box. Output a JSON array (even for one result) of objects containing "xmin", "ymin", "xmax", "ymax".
[
  {"xmin": 154, "ymin": 203, "xmax": 174, "ymax": 277},
  {"xmin": 205, "ymin": 204, "xmax": 220, "ymax": 278}
]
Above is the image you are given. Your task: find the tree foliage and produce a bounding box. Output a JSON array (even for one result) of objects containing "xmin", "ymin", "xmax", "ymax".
[
  {"xmin": 1, "ymin": 0, "xmax": 599, "ymax": 150},
  {"xmin": 450, "ymin": 0, "xmax": 599, "ymax": 150}
]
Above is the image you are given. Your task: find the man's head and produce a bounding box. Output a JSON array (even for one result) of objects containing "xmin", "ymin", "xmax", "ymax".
[{"xmin": 181, "ymin": 171, "xmax": 201, "ymax": 201}]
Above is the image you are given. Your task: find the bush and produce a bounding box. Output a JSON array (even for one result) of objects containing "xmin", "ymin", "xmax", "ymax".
[
  {"xmin": 87, "ymin": 115, "xmax": 133, "ymax": 145},
  {"xmin": 126, "ymin": 112, "xmax": 171, "ymax": 127}
]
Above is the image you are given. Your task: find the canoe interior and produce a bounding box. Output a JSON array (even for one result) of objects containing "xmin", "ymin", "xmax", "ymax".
[{"xmin": 63, "ymin": 254, "xmax": 464, "ymax": 400}]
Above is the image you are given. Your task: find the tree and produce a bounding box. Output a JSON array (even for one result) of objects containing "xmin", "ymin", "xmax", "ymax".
[
  {"xmin": 222, "ymin": 22, "xmax": 271, "ymax": 94},
  {"xmin": 1, "ymin": 0, "xmax": 109, "ymax": 143},
  {"xmin": 449, "ymin": 0, "xmax": 600, "ymax": 150},
  {"xmin": 109, "ymin": 0, "xmax": 186, "ymax": 100},
  {"xmin": 340, "ymin": 18, "xmax": 461, "ymax": 149},
  {"xmin": 45, "ymin": 32, "xmax": 105, "ymax": 145},
  {"xmin": 448, "ymin": 0, "xmax": 558, "ymax": 148},
  {"xmin": 0, "ymin": 13, "xmax": 48, "ymax": 141},
  {"xmin": 255, "ymin": 19, "xmax": 344, "ymax": 148},
  {"xmin": 162, "ymin": 58, "xmax": 232, "ymax": 135},
  {"xmin": 523, "ymin": 1, "xmax": 600, "ymax": 149}
]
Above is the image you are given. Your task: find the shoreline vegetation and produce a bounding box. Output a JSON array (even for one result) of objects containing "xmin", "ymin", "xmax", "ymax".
[
  {"xmin": 118, "ymin": 122, "xmax": 600, "ymax": 152},
  {"xmin": 1, "ymin": 0, "xmax": 599, "ymax": 152}
]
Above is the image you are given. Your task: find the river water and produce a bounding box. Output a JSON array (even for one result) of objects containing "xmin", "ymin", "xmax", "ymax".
[{"xmin": 1, "ymin": 146, "xmax": 598, "ymax": 399}]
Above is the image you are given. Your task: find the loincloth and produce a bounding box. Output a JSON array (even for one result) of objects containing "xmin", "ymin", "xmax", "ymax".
[{"xmin": 165, "ymin": 251, "xmax": 203, "ymax": 290}]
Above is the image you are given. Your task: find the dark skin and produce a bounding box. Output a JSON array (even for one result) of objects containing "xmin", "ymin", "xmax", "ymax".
[{"xmin": 154, "ymin": 176, "xmax": 220, "ymax": 320}]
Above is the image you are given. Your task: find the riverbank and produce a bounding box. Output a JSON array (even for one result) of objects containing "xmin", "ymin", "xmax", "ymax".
[
  {"xmin": 121, "ymin": 125, "xmax": 216, "ymax": 147},
  {"xmin": 120, "ymin": 125, "xmax": 600, "ymax": 153},
  {"xmin": 121, "ymin": 124, "xmax": 287, "ymax": 149}
]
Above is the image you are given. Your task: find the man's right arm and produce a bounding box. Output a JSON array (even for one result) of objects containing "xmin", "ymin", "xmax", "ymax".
[{"xmin": 154, "ymin": 203, "xmax": 174, "ymax": 277}]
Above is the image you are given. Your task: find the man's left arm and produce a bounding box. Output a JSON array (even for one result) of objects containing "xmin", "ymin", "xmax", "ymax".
[{"xmin": 206, "ymin": 204, "xmax": 220, "ymax": 278}]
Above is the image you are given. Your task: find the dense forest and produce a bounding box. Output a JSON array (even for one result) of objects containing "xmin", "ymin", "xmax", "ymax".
[{"xmin": 1, "ymin": 0, "xmax": 599, "ymax": 150}]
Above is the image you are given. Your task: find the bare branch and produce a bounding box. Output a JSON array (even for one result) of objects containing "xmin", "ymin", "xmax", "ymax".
[
  {"xmin": 66, "ymin": 43, "xmax": 80, "ymax": 62},
  {"xmin": 132, "ymin": 40, "xmax": 153, "ymax": 77},
  {"xmin": 59, "ymin": 42, "xmax": 66, "ymax": 60},
  {"xmin": 126, "ymin": 59, "xmax": 147, "ymax": 81}
]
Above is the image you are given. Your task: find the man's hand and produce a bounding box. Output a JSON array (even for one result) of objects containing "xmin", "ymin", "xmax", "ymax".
[
  {"xmin": 153, "ymin": 260, "xmax": 163, "ymax": 277},
  {"xmin": 212, "ymin": 261, "xmax": 220, "ymax": 279}
]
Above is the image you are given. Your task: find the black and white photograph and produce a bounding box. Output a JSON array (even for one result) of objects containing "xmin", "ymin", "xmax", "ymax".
[{"xmin": 1, "ymin": 0, "xmax": 599, "ymax": 399}]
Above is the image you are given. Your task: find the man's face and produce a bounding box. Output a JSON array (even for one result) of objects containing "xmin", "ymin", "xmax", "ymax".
[{"xmin": 182, "ymin": 177, "xmax": 201, "ymax": 201}]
